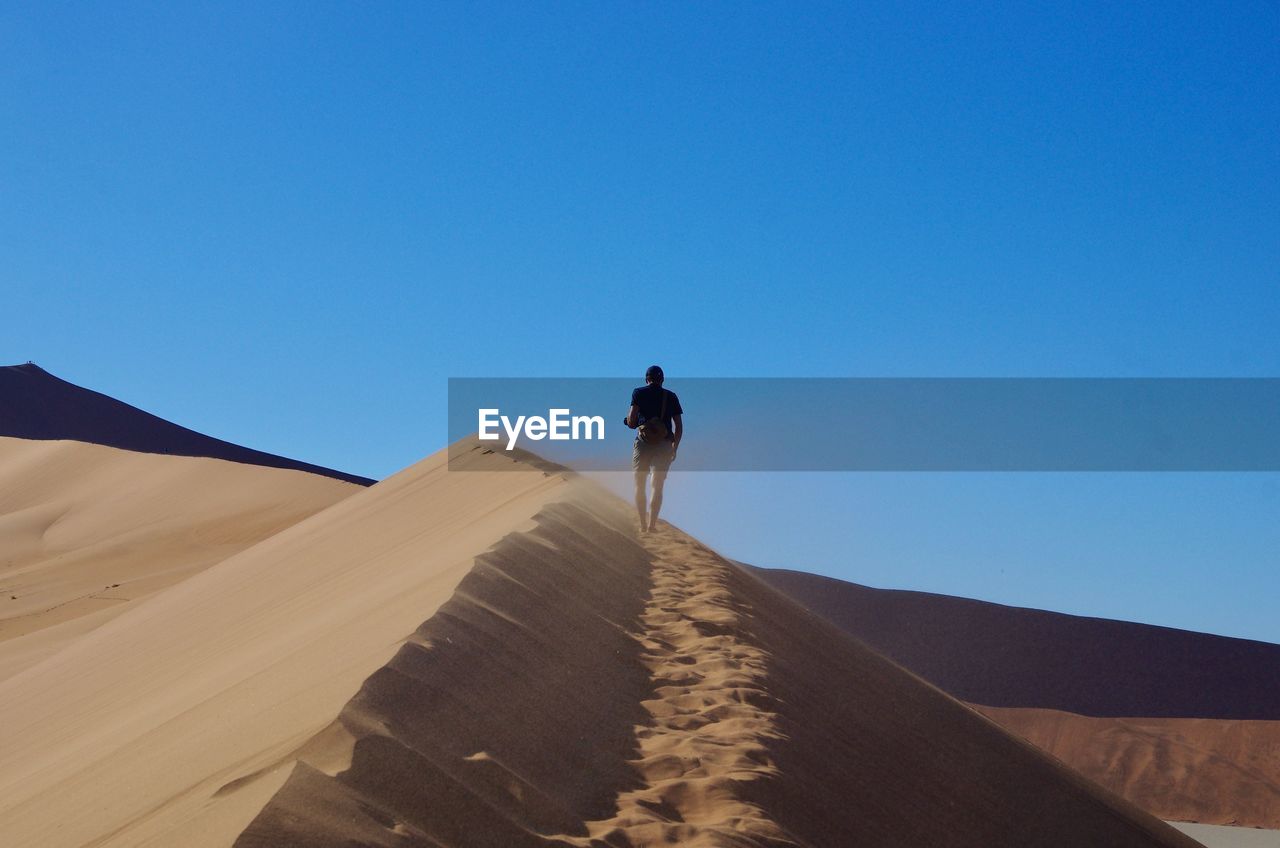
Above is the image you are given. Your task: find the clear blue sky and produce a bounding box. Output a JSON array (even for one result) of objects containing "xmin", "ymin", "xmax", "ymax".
[{"xmin": 3, "ymin": 3, "xmax": 1277, "ymax": 641}]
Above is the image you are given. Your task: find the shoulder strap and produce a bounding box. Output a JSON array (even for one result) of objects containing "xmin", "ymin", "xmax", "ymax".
[{"xmin": 659, "ymin": 387, "xmax": 667, "ymax": 420}]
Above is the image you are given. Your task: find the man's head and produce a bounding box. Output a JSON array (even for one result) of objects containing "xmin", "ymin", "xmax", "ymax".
[{"xmin": 645, "ymin": 365, "xmax": 664, "ymax": 386}]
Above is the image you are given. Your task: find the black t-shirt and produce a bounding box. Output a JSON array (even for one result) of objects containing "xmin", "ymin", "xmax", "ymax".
[{"xmin": 631, "ymin": 384, "xmax": 683, "ymax": 440}]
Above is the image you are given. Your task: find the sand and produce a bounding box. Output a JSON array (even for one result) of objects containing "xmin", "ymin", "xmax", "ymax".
[
  {"xmin": 0, "ymin": 436, "xmax": 361, "ymax": 680},
  {"xmin": 750, "ymin": 566, "xmax": 1280, "ymax": 720},
  {"xmin": 1170, "ymin": 823, "xmax": 1280, "ymax": 848},
  {"xmin": 752, "ymin": 566, "xmax": 1280, "ymax": 829},
  {"xmin": 0, "ymin": 442, "xmax": 567, "ymax": 847},
  {"xmin": 231, "ymin": 463, "xmax": 1197, "ymax": 847},
  {"xmin": 0, "ymin": 438, "xmax": 1202, "ymax": 847}
]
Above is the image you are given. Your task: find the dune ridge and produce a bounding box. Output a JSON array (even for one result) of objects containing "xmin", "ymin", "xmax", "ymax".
[
  {"xmin": 233, "ymin": 450, "xmax": 1198, "ymax": 848},
  {"xmin": 570, "ymin": 531, "xmax": 789, "ymax": 847},
  {"xmin": 232, "ymin": 496, "xmax": 657, "ymax": 848}
]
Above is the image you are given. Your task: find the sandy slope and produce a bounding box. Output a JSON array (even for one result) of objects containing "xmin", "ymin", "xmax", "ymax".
[
  {"xmin": 752, "ymin": 566, "xmax": 1280, "ymax": 829},
  {"xmin": 0, "ymin": 436, "xmax": 361, "ymax": 679},
  {"xmin": 0, "ymin": 443, "xmax": 1200, "ymax": 847},
  {"xmin": 0, "ymin": 443, "xmax": 569, "ymax": 848},
  {"xmin": 981, "ymin": 706, "xmax": 1280, "ymax": 829},
  {"xmin": 230, "ymin": 456, "xmax": 1194, "ymax": 846},
  {"xmin": 749, "ymin": 566, "xmax": 1280, "ymax": 720}
]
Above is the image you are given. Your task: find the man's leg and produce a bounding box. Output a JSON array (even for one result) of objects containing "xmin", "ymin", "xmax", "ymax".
[
  {"xmin": 648, "ymin": 468, "xmax": 668, "ymax": 531},
  {"xmin": 632, "ymin": 440, "xmax": 649, "ymax": 531},
  {"xmin": 634, "ymin": 468, "xmax": 649, "ymax": 531}
]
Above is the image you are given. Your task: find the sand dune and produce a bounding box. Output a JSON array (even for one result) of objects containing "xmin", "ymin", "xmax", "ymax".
[
  {"xmin": 0, "ymin": 440, "xmax": 1203, "ymax": 846},
  {"xmin": 233, "ymin": 501, "xmax": 791, "ymax": 848},
  {"xmin": 0, "ymin": 438, "xmax": 1200, "ymax": 847},
  {"xmin": 0, "ymin": 436, "xmax": 360, "ymax": 679},
  {"xmin": 0, "ymin": 443, "xmax": 569, "ymax": 847},
  {"xmin": 233, "ymin": 474, "xmax": 1198, "ymax": 847},
  {"xmin": 0, "ymin": 363, "xmax": 371, "ymax": 484},
  {"xmin": 753, "ymin": 566, "xmax": 1280, "ymax": 829},
  {"xmin": 981, "ymin": 706, "xmax": 1280, "ymax": 829},
  {"xmin": 750, "ymin": 567, "xmax": 1280, "ymax": 720}
]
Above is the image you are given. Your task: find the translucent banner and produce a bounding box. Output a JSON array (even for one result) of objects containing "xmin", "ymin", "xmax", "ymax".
[{"xmin": 447, "ymin": 378, "xmax": 1280, "ymax": 471}]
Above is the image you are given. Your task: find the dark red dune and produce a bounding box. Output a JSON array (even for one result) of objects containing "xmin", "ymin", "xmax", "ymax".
[
  {"xmin": 749, "ymin": 566, "xmax": 1280, "ymax": 720},
  {"xmin": 752, "ymin": 566, "xmax": 1280, "ymax": 828}
]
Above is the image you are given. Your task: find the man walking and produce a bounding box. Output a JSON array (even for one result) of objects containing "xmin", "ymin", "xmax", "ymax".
[{"xmin": 625, "ymin": 365, "xmax": 683, "ymax": 533}]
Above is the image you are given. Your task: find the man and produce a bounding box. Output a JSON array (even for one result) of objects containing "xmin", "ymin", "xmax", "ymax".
[{"xmin": 625, "ymin": 365, "xmax": 683, "ymax": 533}]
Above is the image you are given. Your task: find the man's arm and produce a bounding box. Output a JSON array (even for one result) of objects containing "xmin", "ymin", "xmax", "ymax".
[
  {"xmin": 625, "ymin": 404, "xmax": 639, "ymax": 429},
  {"xmin": 671, "ymin": 414, "xmax": 682, "ymax": 457}
]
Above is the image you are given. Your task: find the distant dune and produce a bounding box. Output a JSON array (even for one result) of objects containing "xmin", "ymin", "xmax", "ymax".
[
  {"xmin": 752, "ymin": 566, "xmax": 1280, "ymax": 829},
  {"xmin": 979, "ymin": 707, "xmax": 1280, "ymax": 829},
  {"xmin": 0, "ymin": 443, "xmax": 569, "ymax": 847},
  {"xmin": 0, "ymin": 437, "xmax": 360, "ymax": 679},
  {"xmin": 0, "ymin": 443, "xmax": 1197, "ymax": 847},
  {"xmin": 0, "ymin": 362, "xmax": 370, "ymax": 680},
  {"xmin": 748, "ymin": 567, "xmax": 1280, "ymax": 720},
  {"xmin": 0, "ymin": 363, "xmax": 373, "ymax": 485}
]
